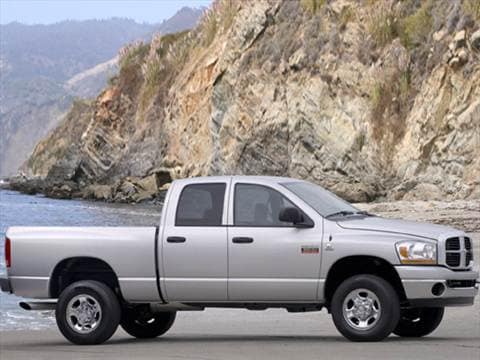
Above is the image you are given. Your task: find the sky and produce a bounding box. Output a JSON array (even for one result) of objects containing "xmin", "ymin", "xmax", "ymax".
[{"xmin": 0, "ymin": 0, "xmax": 212, "ymax": 25}]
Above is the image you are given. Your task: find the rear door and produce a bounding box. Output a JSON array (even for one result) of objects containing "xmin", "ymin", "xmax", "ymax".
[
  {"xmin": 227, "ymin": 181, "xmax": 323, "ymax": 301},
  {"xmin": 161, "ymin": 179, "xmax": 230, "ymax": 301}
]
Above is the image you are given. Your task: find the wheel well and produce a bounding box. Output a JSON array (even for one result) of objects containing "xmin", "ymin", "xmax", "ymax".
[
  {"xmin": 50, "ymin": 257, "xmax": 121, "ymax": 298},
  {"xmin": 324, "ymin": 256, "xmax": 407, "ymax": 307}
]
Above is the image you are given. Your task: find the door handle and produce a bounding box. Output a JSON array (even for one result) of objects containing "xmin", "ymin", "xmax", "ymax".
[
  {"xmin": 167, "ymin": 236, "xmax": 186, "ymax": 243},
  {"xmin": 232, "ymin": 237, "xmax": 254, "ymax": 244}
]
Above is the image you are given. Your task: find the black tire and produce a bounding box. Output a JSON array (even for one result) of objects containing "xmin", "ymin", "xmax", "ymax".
[
  {"xmin": 331, "ymin": 274, "xmax": 400, "ymax": 342},
  {"xmin": 393, "ymin": 307, "xmax": 444, "ymax": 337},
  {"xmin": 121, "ymin": 306, "xmax": 176, "ymax": 338},
  {"xmin": 56, "ymin": 280, "xmax": 121, "ymax": 345}
]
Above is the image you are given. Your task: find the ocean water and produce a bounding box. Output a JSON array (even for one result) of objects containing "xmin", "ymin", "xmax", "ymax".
[{"xmin": 0, "ymin": 189, "xmax": 162, "ymax": 331}]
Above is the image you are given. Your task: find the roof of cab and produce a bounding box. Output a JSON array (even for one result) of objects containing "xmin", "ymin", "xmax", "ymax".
[{"xmin": 172, "ymin": 175, "xmax": 302, "ymax": 185}]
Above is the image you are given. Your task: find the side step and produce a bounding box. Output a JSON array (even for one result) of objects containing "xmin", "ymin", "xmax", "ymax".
[{"xmin": 19, "ymin": 301, "xmax": 57, "ymax": 311}]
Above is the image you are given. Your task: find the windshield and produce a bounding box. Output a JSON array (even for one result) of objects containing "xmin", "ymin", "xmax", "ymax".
[{"xmin": 281, "ymin": 181, "xmax": 359, "ymax": 217}]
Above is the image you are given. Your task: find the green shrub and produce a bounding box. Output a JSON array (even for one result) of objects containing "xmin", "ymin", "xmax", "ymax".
[
  {"xmin": 399, "ymin": 1, "xmax": 433, "ymax": 49},
  {"xmin": 371, "ymin": 82, "xmax": 384, "ymax": 112},
  {"xmin": 398, "ymin": 69, "xmax": 411, "ymax": 104},
  {"xmin": 203, "ymin": 12, "xmax": 218, "ymax": 46},
  {"xmin": 118, "ymin": 42, "xmax": 149, "ymax": 70},
  {"xmin": 463, "ymin": 0, "xmax": 480, "ymax": 21},
  {"xmin": 143, "ymin": 61, "xmax": 163, "ymax": 89},
  {"xmin": 370, "ymin": 68, "xmax": 412, "ymax": 143},
  {"xmin": 220, "ymin": 0, "xmax": 237, "ymax": 31},
  {"xmin": 139, "ymin": 31, "xmax": 193, "ymax": 107},
  {"xmin": 200, "ymin": 0, "xmax": 238, "ymax": 47},
  {"xmin": 107, "ymin": 75, "xmax": 118, "ymax": 87},
  {"xmin": 155, "ymin": 30, "xmax": 190, "ymax": 59},
  {"xmin": 301, "ymin": 0, "xmax": 327, "ymax": 14},
  {"xmin": 339, "ymin": 6, "xmax": 354, "ymax": 30},
  {"xmin": 366, "ymin": 2, "xmax": 399, "ymax": 47}
]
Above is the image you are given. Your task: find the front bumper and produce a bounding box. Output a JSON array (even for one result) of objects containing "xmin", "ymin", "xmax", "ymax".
[
  {"xmin": 0, "ymin": 277, "xmax": 12, "ymax": 293},
  {"xmin": 395, "ymin": 266, "xmax": 479, "ymax": 307}
]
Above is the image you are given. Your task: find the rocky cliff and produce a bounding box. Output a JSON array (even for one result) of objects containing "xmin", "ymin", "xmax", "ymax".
[{"xmin": 18, "ymin": 0, "xmax": 480, "ymax": 203}]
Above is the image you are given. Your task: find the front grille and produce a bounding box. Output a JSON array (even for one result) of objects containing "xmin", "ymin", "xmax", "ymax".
[
  {"xmin": 444, "ymin": 236, "xmax": 473, "ymax": 269},
  {"xmin": 446, "ymin": 238, "xmax": 460, "ymax": 250},
  {"xmin": 465, "ymin": 237, "xmax": 472, "ymax": 250},
  {"xmin": 446, "ymin": 252, "xmax": 461, "ymax": 267},
  {"xmin": 466, "ymin": 252, "xmax": 473, "ymax": 266}
]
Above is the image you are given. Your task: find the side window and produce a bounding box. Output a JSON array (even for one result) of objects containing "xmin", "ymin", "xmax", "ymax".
[
  {"xmin": 176, "ymin": 183, "xmax": 226, "ymax": 226},
  {"xmin": 234, "ymin": 184, "xmax": 298, "ymax": 227}
]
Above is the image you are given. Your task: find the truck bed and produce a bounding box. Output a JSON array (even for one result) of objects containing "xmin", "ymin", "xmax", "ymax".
[{"xmin": 5, "ymin": 226, "xmax": 160, "ymax": 301}]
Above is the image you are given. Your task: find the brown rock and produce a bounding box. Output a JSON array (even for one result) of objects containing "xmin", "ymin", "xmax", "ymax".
[
  {"xmin": 433, "ymin": 29, "xmax": 446, "ymax": 42},
  {"xmin": 83, "ymin": 184, "xmax": 112, "ymax": 200},
  {"xmin": 471, "ymin": 30, "xmax": 480, "ymax": 51},
  {"xmin": 457, "ymin": 49, "xmax": 468, "ymax": 64},
  {"xmin": 453, "ymin": 30, "xmax": 466, "ymax": 49}
]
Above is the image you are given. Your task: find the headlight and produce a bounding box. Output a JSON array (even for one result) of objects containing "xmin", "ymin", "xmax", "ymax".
[{"xmin": 395, "ymin": 241, "xmax": 437, "ymax": 265}]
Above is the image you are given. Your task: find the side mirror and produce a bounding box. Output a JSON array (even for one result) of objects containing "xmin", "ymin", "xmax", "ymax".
[{"xmin": 278, "ymin": 207, "xmax": 313, "ymax": 228}]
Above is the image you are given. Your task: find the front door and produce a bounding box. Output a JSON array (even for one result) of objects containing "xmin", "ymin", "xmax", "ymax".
[
  {"xmin": 161, "ymin": 180, "xmax": 229, "ymax": 302},
  {"xmin": 227, "ymin": 182, "xmax": 322, "ymax": 301}
]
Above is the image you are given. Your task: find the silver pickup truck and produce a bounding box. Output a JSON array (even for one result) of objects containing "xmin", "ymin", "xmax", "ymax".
[{"xmin": 1, "ymin": 176, "xmax": 478, "ymax": 344}]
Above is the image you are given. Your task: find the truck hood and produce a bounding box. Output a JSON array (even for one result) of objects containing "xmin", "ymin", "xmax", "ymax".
[{"xmin": 336, "ymin": 216, "xmax": 460, "ymax": 240}]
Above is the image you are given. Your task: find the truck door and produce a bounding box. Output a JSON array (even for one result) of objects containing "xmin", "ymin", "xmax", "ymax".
[
  {"xmin": 161, "ymin": 179, "xmax": 230, "ymax": 301},
  {"xmin": 227, "ymin": 181, "xmax": 322, "ymax": 301}
]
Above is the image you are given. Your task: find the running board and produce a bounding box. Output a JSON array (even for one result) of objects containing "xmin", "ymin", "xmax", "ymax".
[
  {"xmin": 150, "ymin": 302, "xmax": 204, "ymax": 312},
  {"xmin": 19, "ymin": 301, "xmax": 57, "ymax": 311}
]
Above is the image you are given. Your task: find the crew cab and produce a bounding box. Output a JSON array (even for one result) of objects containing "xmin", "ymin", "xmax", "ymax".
[{"xmin": 1, "ymin": 176, "xmax": 478, "ymax": 344}]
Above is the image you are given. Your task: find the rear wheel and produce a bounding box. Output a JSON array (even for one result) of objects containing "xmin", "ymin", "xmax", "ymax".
[
  {"xmin": 331, "ymin": 274, "xmax": 400, "ymax": 341},
  {"xmin": 121, "ymin": 306, "xmax": 176, "ymax": 339},
  {"xmin": 393, "ymin": 307, "xmax": 444, "ymax": 337},
  {"xmin": 56, "ymin": 280, "xmax": 121, "ymax": 345}
]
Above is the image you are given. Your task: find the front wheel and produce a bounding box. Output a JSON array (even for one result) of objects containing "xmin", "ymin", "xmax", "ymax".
[
  {"xmin": 331, "ymin": 274, "xmax": 400, "ymax": 341},
  {"xmin": 121, "ymin": 306, "xmax": 176, "ymax": 338},
  {"xmin": 393, "ymin": 307, "xmax": 444, "ymax": 337},
  {"xmin": 56, "ymin": 280, "xmax": 121, "ymax": 345}
]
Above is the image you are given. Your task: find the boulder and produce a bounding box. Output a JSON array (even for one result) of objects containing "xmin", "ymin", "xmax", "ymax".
[
  {"xmin": 45, "ymin": 183, "xmax": 75, "ymax": 199},
  {"xmin": 471, "ymin": 29, "xmax": 480, "ymax": 51},
  {"xmin": 457, "ymin": 49, "xmax": 468, "ymax": 64},
  {"xmin": 433, "ymin": 29, "xmax": 446, "ymax": 42},
  {"xmin": 288, "ymin": 49, "xmax": 306, "ymax": 71},
  {"xmin": 8, "ymin": 176, "xmax": 45, "ymax": 195},
  {"xmin": 453, "ymin": 30, "xmax": 466, "ymax": 49},
  {"xmin": 135, "ymin": 174, "xmax": 158, "ymax": 194},
  {"xmin": 401, "ymin": 183, "xmax": 443, "ymax": 201},
  {"xmin": 111, "ymin": 174, "xmax": 160, "ymax": 203},
  {"xmin": 83, "ymin": 184, "xmax": 113, "ymax": 200}
]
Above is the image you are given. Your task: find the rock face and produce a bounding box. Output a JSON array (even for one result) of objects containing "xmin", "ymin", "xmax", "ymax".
[
  {"xmin": 357, "ymin": 199, "xmax": 480, "ymax": 234},
  {"xmin": 20, "ymin": 0, "xmax": 480, "ymax": 202}
]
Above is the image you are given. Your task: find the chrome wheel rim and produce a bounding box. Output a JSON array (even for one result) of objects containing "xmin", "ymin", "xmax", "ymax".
[
  {"xmin": 342, "ymin": 288, "xmax": 381, "ymax": 331},
  {"xmin": 66, "ymin": 294, "xmax": 102, "ymax": 334}
]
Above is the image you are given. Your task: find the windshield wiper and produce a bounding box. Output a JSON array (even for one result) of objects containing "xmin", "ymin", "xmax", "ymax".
[{"xmin": 325, "ymin": 211, "xmax": 355, "ymax": 218}]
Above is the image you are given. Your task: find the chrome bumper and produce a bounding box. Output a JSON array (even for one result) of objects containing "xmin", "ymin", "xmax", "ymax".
[{"xmin": 395, "ymin": 266, "xmax": 479, "ymax": 307}]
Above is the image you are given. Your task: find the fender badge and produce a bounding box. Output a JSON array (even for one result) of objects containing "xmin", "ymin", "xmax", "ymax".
[{"xmin": 301, "ymin": 246, "xmax": 319, "ymax": 254}]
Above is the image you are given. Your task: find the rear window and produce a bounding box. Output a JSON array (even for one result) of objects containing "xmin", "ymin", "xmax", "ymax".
[{"xmin": 175, "ymin": 183, "xmax": 226, "ymax": 226}]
